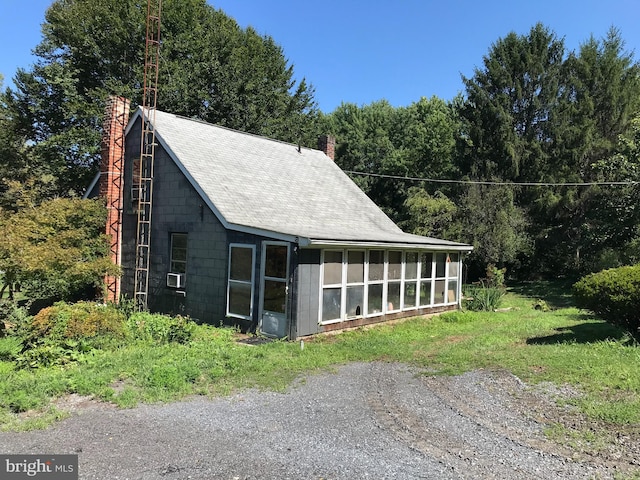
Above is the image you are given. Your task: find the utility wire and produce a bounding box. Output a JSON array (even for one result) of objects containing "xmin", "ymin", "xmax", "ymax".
[{"xmin": 344, "ymin": 170, "xmax": 639, "ymax": 187}]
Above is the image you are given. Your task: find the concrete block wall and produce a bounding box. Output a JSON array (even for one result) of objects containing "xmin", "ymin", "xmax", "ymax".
[{"xmin": 121, "ymin": 117, "xmax": 228, "ymax": 324}]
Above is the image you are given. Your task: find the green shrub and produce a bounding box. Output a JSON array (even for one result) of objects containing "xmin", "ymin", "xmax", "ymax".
[
  {"xmin": 18, "ymin": 302, "xmax": 126, "ymax": 368},
  {"xmin": 573, "ymin": 265, "xmax": 640, "ymax": 340},
  {"xmin": 29, "ymin": 302, "xmax": 126, "ymax": 343},
  {"xmin": 463, "ymin": 283, "xmax": 505, "ymax": 311},
  {"xmin": 0, "ymin": 337, "xmax": 21, "ymax": 361},
  {"xmin": 463, "ymin": 264, "xmax": 507, "ymax": 312},
  {"xmin": 126, "ymin": 312, "xmax": 196, "ymax": 344},
  {"xmin": 0, "ymin": 301, "xmax": 31, "ymax": 338}
]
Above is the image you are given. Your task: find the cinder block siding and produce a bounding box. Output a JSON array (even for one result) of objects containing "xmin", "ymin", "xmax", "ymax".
[{"xmin": 121, "ymin": 119, "xmax": 228, "ymax": 324}]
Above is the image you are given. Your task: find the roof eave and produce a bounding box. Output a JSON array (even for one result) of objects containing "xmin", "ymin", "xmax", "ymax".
[{"xmin": 304, "ymin": 238, "xmax": 473, "ymax": 251}]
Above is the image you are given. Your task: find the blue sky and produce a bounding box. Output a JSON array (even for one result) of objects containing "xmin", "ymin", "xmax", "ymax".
[{"xmin": 1, "ymin": 0, "xmax": 638, "ymax": 113}]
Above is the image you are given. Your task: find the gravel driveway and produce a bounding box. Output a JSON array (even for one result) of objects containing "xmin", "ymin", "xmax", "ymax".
[{"xmin": 0, "ymin": 362, "xmax": 637, "ymax": 479}]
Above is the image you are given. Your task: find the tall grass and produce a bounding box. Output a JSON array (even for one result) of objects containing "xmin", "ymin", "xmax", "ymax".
[{"xmin": 0, "ymin": 283, "xmax": 638, "ymax": 431}]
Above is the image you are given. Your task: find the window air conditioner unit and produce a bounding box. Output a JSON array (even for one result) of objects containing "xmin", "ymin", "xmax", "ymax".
[{"xmin": 166, "ymin": 273, "xmax": 185, "ymax": 289}]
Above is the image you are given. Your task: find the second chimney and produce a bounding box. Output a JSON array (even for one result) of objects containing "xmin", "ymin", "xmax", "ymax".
[{"xmin": 318, "ymin": 135, "xmax": 336, "ymax": 161}]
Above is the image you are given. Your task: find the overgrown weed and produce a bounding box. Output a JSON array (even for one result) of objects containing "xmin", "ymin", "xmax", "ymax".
[{"xmin": 0, "ymin": 281, "xmax": 638, "ymax": 431}]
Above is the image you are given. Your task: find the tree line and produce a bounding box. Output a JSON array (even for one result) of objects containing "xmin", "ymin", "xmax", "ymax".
[
  {"xmin": 320, "ymin": 24, "xmax": 640, "ymax": 279},
  {"xmin": 0, "ymin": 0, "xmax": 639, "ymax": 299}
]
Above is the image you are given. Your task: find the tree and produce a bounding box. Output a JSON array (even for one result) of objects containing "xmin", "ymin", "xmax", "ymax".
[
  {"xmin": 403, "ymin": 188, "xmax": 460, "ymax": 239},
  {"xmin": 324, "ymin": 97, "xmax": 458, "ymax": 224},
  {"xmin": 459, "ymin": 23, "xmax": 565, "ymax": 183},
  {"xmin": 0, "ymin": 198, "xmax": 117, "ymax": 302},
  {"xmin": 2, "ymin": 0, "xmax": 317, "ymax": 199},
  {"xmin": 459, "ymin": 24, "xmax": 640, "ymax": 277},
  {"xmin": 535, "ymin": 29, "xmax": 640, "ymax": 274},
  {"xmin": 456, "ymin": 185, "xmax": 531, "ymax": 278}
]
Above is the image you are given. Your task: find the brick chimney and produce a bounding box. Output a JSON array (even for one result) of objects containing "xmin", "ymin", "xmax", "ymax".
[
  {"xmin": 318, "ymin": 134, "xmax": 336, "ymax": 160},
  {"xmin": 100, "ymin": 95, "xmax": 130, "ymax": 302}
]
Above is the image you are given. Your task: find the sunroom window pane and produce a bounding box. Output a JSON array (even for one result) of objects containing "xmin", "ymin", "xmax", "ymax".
[
  {"xmin": 448, "ymin": 253, "xmax": 459, "ymax": 278},
  {"xmin": 368, "ymin": 250, "xmax": 384, "ymax": 281},
  {"xmin": 405, "ymin": 252, "xmax": 418, "ymax": 279},
  {"xmin": 346, "ymin": 285, "xmax": 364, "ymax": 317},
  {"xmin": 434, "ymin": 279, "xmax": 446, "ymax": 304},
  {"xmin": 436, "ymin": 253, "xmax": 447, "ymax": 278},
  {"xmin": 388, "ymin": 251, "xmax": 402, "ymax": 280},
  {"xmin": 419, "ymin": 281, "xmax": 431, "ymax": 306},
  {"xmin": 367, "ymin": 283, "xmax": 383, "ymax": 314},
  {"xmin": 323, "ymin": 251, "xmax": 343, "ymax": 285},
  {"xmin": 404, "ymin": 282, "xmax": 417, "ymax": 308},
  {"xmin": 421, "ymin": 252, "xmax": 433, "ymax": 278},
  {"xmin": 347, "ymin": 251, "xmax": 364, "ymax": 283},
  {"xmin": 387, "ymin": 282, "xmax": 401, "ymax": 311},
  {"xmin": 448, "ymin": 280, "xmax": 458, "ymax": 303},
  {"xmin": 322, "ymin": 288, "xmax": 341, "ymax": 321}
]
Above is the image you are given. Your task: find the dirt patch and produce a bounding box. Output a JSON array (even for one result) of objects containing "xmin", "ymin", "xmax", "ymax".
[
  {"xmin": 415, "ymin": 369, "xmax": 640, "ymax": 475},
  {"xmin": 51, "ymin": 393, "xmax": 115, "ymax": 413}
]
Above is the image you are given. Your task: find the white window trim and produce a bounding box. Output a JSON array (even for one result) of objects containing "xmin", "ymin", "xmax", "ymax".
[
  {"xmin": 345, "ymin": 250, "xmax": 366, "ymax": 320},
  {"xmin": 258, "ymin": 241, "xmax": 290, "ymax": 319},
  {"xmin": 366, "ymin": 249, "xmax": 386, "ymax": 318},
  {"xmin": 226, "ymin": 243, "xmax": 256, "ymax": 320},
  {"xmin": 318, "ymin": 248, "xmax": 463, "ymax": 325},
  {"xmin": 418, "ymin": 252, "xmax": 434, "ymax": 307},
  {"xmin": 319, "ymin": 249, "xmax": 344, "ymax": 324},
  {"xmin": 401, "ymin": 251, "xmax": 420, "ymax": 311}
]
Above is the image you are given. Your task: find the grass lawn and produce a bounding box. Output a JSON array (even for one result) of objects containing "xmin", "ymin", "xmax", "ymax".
[{"xmin": 0, "ymin": 281, "xmax": 638, "ymax": 434}]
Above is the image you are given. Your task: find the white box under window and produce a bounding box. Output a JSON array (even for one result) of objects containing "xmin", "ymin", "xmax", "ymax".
[{"xmin": 167, "ymin": 273, "xmax": 185, "ymax": 288}]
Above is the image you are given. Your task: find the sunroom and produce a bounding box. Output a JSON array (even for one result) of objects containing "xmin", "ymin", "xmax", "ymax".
[{"xmin": 318, "ymin": 248, "xmax": 463, "ymax": 327}]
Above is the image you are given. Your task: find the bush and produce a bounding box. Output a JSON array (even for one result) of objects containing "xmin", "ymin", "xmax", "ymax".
[
  {"xmin": 463, "ymin": 264, "xmax": 507, "ymax": 312},
  {"xmin": 29, "ymin": 302, "xmax": 126, "ymax": 343},
  {"xmin": 18, "ymin": 301, "xmax": 127, "ymax": 368},
  {"xmin": 0, "ymin": 301, "xmax": 31, "ymax": 338},
  {"xmin": 573, "ymin": 265, "xmax": 640, "ymax": 340},
  {"xmin": 126, "ymin": 312, "xmax": 196, "ymax": 344},
  {"xmin": 0, "ymin": 198, "xmax": 118, "ymax": 303},
  {"xmin": 463, "ymin": 284, "xmax": 505, "ymax": 311}
]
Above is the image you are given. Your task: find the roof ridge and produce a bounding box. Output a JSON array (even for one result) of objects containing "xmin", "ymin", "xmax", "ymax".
[{"xmin": 146, "ymin": 107, "xmax": 320, "ymax": 154}]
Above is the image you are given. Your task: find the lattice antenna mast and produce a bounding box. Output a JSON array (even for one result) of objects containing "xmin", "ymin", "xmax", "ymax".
[{"xmin": 134, "ymin": 0, "xmax": 162, "ymax": 311}]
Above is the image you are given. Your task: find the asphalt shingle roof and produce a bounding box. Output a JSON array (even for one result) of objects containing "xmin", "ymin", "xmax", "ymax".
[{"xmin": 144, "ymin": 108, "xmax": 470, "ymax": 250}]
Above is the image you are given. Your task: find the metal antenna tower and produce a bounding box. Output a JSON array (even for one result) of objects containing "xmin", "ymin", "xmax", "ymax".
[{"xmin": 134, "ymin": 0, "xmax": 162, "ymax": 311}]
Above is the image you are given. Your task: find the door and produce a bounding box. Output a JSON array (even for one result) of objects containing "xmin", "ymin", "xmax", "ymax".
[{"xmin": 259, "ymin": 243, "xmax": 289, "ymax": 337}]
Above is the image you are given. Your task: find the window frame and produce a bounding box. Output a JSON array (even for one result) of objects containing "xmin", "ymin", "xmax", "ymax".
[
  {"xmin": 318, "ymin": 248, "xmax": 462, "ymax": 325},
  {"xmin": 433, "ymin": 252, "xmax": 448, "ymax": 305},
  {"xmin": 169, "ymin": 232, "xmax": 188, "ymax": 274},
  {"xmin": 402, "ymin": 251, "xmax": 419, "ymax": 310},
  {"xmin": 418, "ymin": 252, "xmax": 434, "ymax": 307},
  {"xmin": 446, "ymin": 252, "xmax": 460, "ymax": 304},
  {"xmin": 345, "ymin": 250, "xmax": 365, "ymax": 319},
  {"xmin": 366, "ymin": 249, "xmax": 386, "ymax": 317},
  {"xmin": 226, "ymin": 243, "xmax": 256, "ymax": 320},
  {"xmin": 320, "ymin": 249, "xmax": 344, "ymax": 324},
  {"xmin": 386, "ymin": 250, "xmax": 402, "ymax": 313}
]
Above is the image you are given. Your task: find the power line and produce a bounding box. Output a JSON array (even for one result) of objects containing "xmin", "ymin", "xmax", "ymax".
[{"xmin": 344, "ymin": 170, "xmax": 639, "ymax": 187}]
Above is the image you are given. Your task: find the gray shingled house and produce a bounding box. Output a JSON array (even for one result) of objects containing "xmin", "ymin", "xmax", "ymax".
[{"xmin": 91, "ymin": 99, "xmax": 472, "ymax": 339}]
